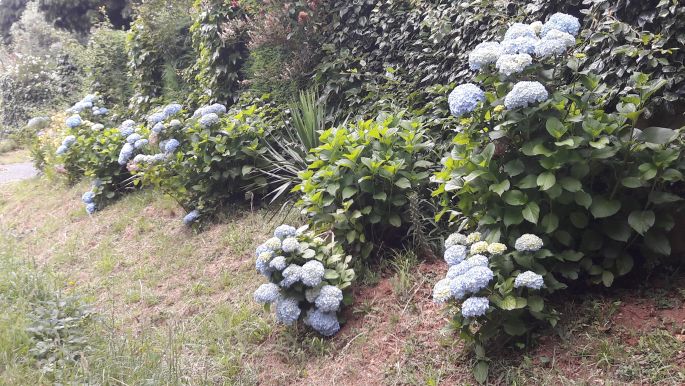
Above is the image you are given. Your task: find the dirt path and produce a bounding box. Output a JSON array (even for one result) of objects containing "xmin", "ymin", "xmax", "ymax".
[{"xmin": 0, "ymin": 162, "xmax": 38, "ymax": 184}]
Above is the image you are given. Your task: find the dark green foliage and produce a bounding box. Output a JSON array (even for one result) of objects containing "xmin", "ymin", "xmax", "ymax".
[
  {"xmin": 38, "ymin": 0, "xmax": 133, "ymax": 33},
  {"xmin": 85, "ymin": 23, "xmax": 132, "ymax": 108},
  {"xmin": 0, "ymin": 0, "xmax": 27, "ymax": 44},
  {"xmin": 244, "ymin": 45, "xmax": 299, "ymax": 102}
]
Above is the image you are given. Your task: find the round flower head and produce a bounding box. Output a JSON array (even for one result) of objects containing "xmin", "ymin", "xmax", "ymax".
[
  {"xmin": 92, "ymin": 123, "xmax": 104, "ymax": 131},
  {"xmin": 183, "ymin": 210, "xmax": 200, "ymax": 225},
  {"xmin": 535, "ymin": 30, "xmax": 575, "ymax": 57},
  {"xmin": 94, "ymin": 107, "xmax": 108, "ymax": 115},
  {"xmin": 82, "ymin": 94, "xmax": 96, "ymax": 103},
  {"xmin": 256, "ymin": 251, "xmax": 274, "ymax": 276},
  {"xmin": 269, "ymin": 255, "xmax": 287, "ymax": 271},
  {"xmin": 85, "ymin": 203, "xmax": 96, "ymax": 215},
  {"xmin": 280, "ymin": 264, "xmax": 302, "ymax": 287},
  {"xmin": 147, "ymin": 112, "xmax": 166, "ymax": 125},
  {"xmin": 450, "ymin": 275, "xmax": 468, "ymax": 299},
  {"xmin": 164, "ymin": 138, "xmax": 180, "ymax": 154},
  {"xmin": 254, "ymin": 283, "xmax": 281, "ymax": 304},
  {"xmin": 514, "ymin": 270, "xmax": 545, "ymax": 290},
  {"xmin": 462, "ymin": 266, "xmax": 494, "ymax": 294},
  {"xmin": 465, "ymin": 232, "xmax": 481, "ymax": 245},
  {"xmin": 315, "ymin": 285, "xmax": 343, "ymax": 312},
  {"xmin": 134, "ymin": 139, "xmax": 149, "ymax": 149},
  {"xmin": 300, "ymin": 260, "xmax": 325, "ymax": 287},
  {"xmin": 62, "ymin": 135, "xmax": 76, "ymax": 147},
  {"xmin": 264, "ymin": 237, "xmax": 282, "ymax": 251},
  {"xmin": 496, "ymin": 53, "xmax": 532, "ymax": 76},
  {"xmin": 514, "ymin": 234, "xmax": 544, "ymax": 252},
  {"xmin": 432, "ymin": 278, "xmax": 453, "ymax": 303},
  {"xmin": 274, "ymin": 224, "xmax": 297, "ymax": 240},
  {"xmin": 281, "ymin": 237, "xmax": 300, "ymax": 253},
  {"xmin": 461, "ymin": 296, "xmax": 490, "ymax": 318},
  {"xmin": 487, "ymin": 242, "xmax": 507, "ymax": 255},
  {"xmin": 120, "ymin": 126, "xmax": 135, "ymax": 137},
  {"xmin": 120, "ymin": 119, "xmax": 135, "ymax": 130},
  {"xmin": 530, "ymin": 21, "xmax": 543, "ymax": 35},
  {"xmin": 199, "ymin": 113, "xmax": 220, "ymax": 128},
  {"xmin": 151, "ymin": 153, "xmax": 166, "ymax": 163},
  {"xmin": 445, "ymin": 232, "xmax": 467, "ymax": 249},
  {"xmin": 192, "ymin": 106, "xmax": 207, "ymax": 118},
  {"xmin": 66, "ymin": 115, "xmax": 82, "ymax": 128},
  {"xmin": 444, "ymin": 245, "xmax": 468, "ymax": 266},
  {"xmin": 152, "ymin": 122, "xmax": 165, "ymax": 133},
  {"xmin": 501, "ymin": 36, "xmax": 539, "ymax": 55},
  {"xmin": 504, "ymin": 22, "xmax": 536, "ymax": 40},
  {"xmin": 470, "ymin": 241, "xmax": 489, "ymax": 255},
  {"xmin": 126, "ymin": 133, "xmax": 142, "ymax": 144},
  {"xmin": 448, "ymin": 83, "xmax": 485, "ymax": 118},
  {"xmin": 468, "ymin": 41, "xmax": 503, "ymax": 71},
  {"xmin": 305, "ymin": 308, "xmax": 340, "ymax": 336},
  {"xmin": 255, "ymin": 244, "xmax": 272, "ymax": 257},
  {"xmin": 56, "ymin": 145, "xmax": 68, "ymax": 155},
  {"xmin": 81, "ymin": 191, "xmax": 95, "ymax": 204},
  {"xmin": 163, "ymin": 103, "xmax": 182, "ymax": 117},
  {"xmin": 133, "ymin": 154, "xmax": 147, "ymax": 164},
  {"xmin": 207, "ymin": 103, "xmax": 227, "ymax": 116},
  {"xmin": 118, "ymin": 143, "xmax": 134, "ymax": 165},
  {"xmin": 504, "ymin": 81, "xmax": 548, "ymax": 110},
  {"xmin": 275, "ymin": 297, "xmax": 301, "ymax": 325},
  {"xmin": 541, "ymin": 13, "xmax": 581, "ymax": 37},
  {"xmin": 169, "ymin": 119, "xmax": 181, "ymax": 128}
]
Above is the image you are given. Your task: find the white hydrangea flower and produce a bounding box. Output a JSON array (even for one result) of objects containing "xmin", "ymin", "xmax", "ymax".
[
  {"xmin": 487, "ymin": 243, "xmax": 507, "ymax": 255},
  {"xmin": 264, "ymin": 237, "xmax": 282, "ymax": 251},
  {"xmin": 530, "ymin": 21, "xmax": 543, "ymax": 35},
  {"xmin": 465, "ymin": 232, "xmax": 481, "ymax": 245},
  {"xmin": 470, "ymin": 241, "xmax": 489, "ymax": 255},
  {"xmin": 514, "ymin": 271, "xmax": 545, "ymax": 289},
  {"xmin": 514, "ymin": 234, "xmax": 544, "ymax": 252},
  {"xmin": 468, "ymin": 41, "xmax": 503, "ymax": 71},
  {"xmin": 504, "ymin": 22, "xmax": 536, "ymax": 40},
  {"xmin": 445, "ymin": 232, "xmax": 467, "ymax": 249},
  {"xmin": 432, "ymin": 278, "xmax": 452, "ymax": 303},
  {"xmin": 504, "ymin": 81, "xmax": 549, "ymax": 109},
  {"xmin": 281, "ymin": 237, "xmax": 300, "ymax": 253},
  {"xmin": 461, "ymin": 296, "xmax": 490, "ymax": 318}
]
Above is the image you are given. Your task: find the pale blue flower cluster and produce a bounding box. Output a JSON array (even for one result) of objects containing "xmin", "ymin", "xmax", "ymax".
[
  {"xmin": 254, "ymin": 283, "xmax": 281, "ymax": 304},
  {"xmin": 134, "ymin": 139, "xmax": 149, "ymax": 149},
  {"xmin": 85, "ymin": 203, "xmax": 96, "ymax": 215},
  {"xmin": 304, "ymin": 308, "xmax": 340, "ymax": 336},
  {"xmin": 315, "ymin": 285, "xmax": 343, "ymax": 312},
  {"xmin": 504, "ymin": 22, "xmax": 536, "ymax": 40},
  {"xmin": 164, "ymin": 138, "xmax": 180, "ymax": 154},
  {"xmin": 56, "ymin": 135, "xmax": 77, "ymax": 155},
  {"xmin": 446, "ymin": 254, "xmax": 489, "ymax": 279},
  {"xmin": 152, "ymin": 122, "xmax": 165, "ymax": 134},
  {"xmin": 444, "ymin": 244, "xmax": 467, "ymax": 266},
  {"xmin": 514, "ymin": 234, "xmax": 544, "ymax": 252},
  {"xmin": 193, "ymin": 103, "xmax": 227, "ymax": 118},
  {"xmin": 92, "ymin": 107, "xmax": 109, "ymax": 116},
  {"xmin": 280, "ymin": 264, "xmax": 302, "ymax": 287},
  {"xmin": 274, "ymin": 224, "xmax": 297, "ymax": 239},
  {"xmin": 81, "ymin": 191, "xmax": 95, "ymax": 204},
  {"xmin": 147, "ymin": 112, "xmax": 166, "ymax": 125},
  {"xmin": 450, "ymin": 266, "xmax": 494, "ymax": 299},
  {"xmin": 501, "ymin": 36, "xmax": 539, "ymax": 55},
  {"xmin": 514, "ymin": 271, "xmax": 545, "ymax": 290},
  {"xmin": 68, "ymin": 95, "xmax": 96, "ymax": 114},
  {"xmin": 275, "ymin": 297, "xmax": 301, "ymax": 325},
  {"xmin": 126, "ymin": 133, "xmax": 142, "ymax": 144},
  {"xmin": 461, "ymin": 296, "xmax": 490, "ymax": 318},
  {"xmin": 535, "ymin": 29, "xmax": 576, "ymax": 58},
  {"xmin": 496, "ymin": 53, "xmax": 533, "ymax": 76},
  {"xmin": 301, "ymin": 260, "xmax": 325, "ymax": 287},
  {"xmin": 504, "ymin": 81, "xmax": 548, "ymax": 109},
  {"xmin": 448, "ymin": 83, "xmax": 485, "ymax": 118},
  {"xmin": 66, "ymin": 115, "xmax": 82, "ymax": 128},
  {"xmin": 119, "ymin": 120, "xmax": 136, "ymax": 137},
  {"xmin": 163, "ymin": 103, "xmax": 183, "ymax": 117},
  {"xmin": 281, "ymin": 237, "xmax": 300, "ymax": 253},
  {"xmin": 92, "ymin": 123, "xmax": 104, "ymax": 131},
  {"xmin": 540, "ymin": 12, "xmax": 581, "ymax": 37},
  {"xmin": 118, "ymin": 143, "xmax": 135, "ymax": 165},
  {"xmin": 199, "ymin": 113, "xmax": 220, "ymax": 128},
  {"xmin": 183, "ymin": 209, "xmax": 200, "ymax": 225},
  {"xmin": 468, "ymin": 41, "xmax": 503, "ymax": 71},
  {"xmin": 132, "ymin": 153, "xmax": 166, "ymax": 165},
  {"xmin": 269, "ymin": 255, "xmax": 287, "ymax": 271}
]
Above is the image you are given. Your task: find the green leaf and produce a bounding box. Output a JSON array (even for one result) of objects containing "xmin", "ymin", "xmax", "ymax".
[
  {"xmin": 503, "ymin": 190, "xmax": 527, "ymax": 206},
  {"xmin": 528, "ymin": 296, "xmax": 544, "ymax": 312},
  {"xmin": 604, "ymin": 221, "xmax": 632, "ymax": 242},
  {"xmin": 500, "ymin": 296, "xmax": 518, "ymax": 310},
  {"xmin": 394, "ymin": 177, "xmax": 411, "ymax": 189},
  {"xmin": 489, "ymin": 179, "xmax": 510, "ymax": 196},
  {"xmin": 574, "ymin": 191, "xmax": 592, "ymax": 209},
  {"xmin": 644, "ymin": 231, "xmax": 671, "ymax": 255},
  {"xmin": 559, "ymin": 177, "xmax": 582, "ymax": 192},
  {"xmin": 621, "ymin": 177, "xmax": 643, "ymax": 188},
  {"xmin": 541, "ymin": 213, "xmax": 559, "ymax": 233},
  {"xmin": 503, "ymin": 159, "xmax": 524, "ymax": 176},
  {"xmin": 522, "ymin": 202, "xmax": 540, "ymax": 224},
  {"xmin": 590, "ymin": 197, "xmax": 620, "ymax": 218},
  {"xmin": 473, "ymin": 361, "xmax": 489, "ymax": 384},
  {"xmin": 373, "ymin": 191, "xmax": 387, "ymax": 201},
  {"xmin": 323, "ymin": 270, "xmax": 339, "ymax": 280},
  {"xmin": 504, "ymin": 208, "xmax": 524, "ymax": 226},
  {"xmin": 601, "ymin": 271, "xmax": 614, "ymax": 287},
  {"xmin": 388, "ymin": 213, "xmax": 402, "ymax": 227},
  {"xmin": 616, "ymin": 254, "xmax": 634, "ymax": 276},
  {"xmin": 569, "ymin": 212, "xmax": 589, "ymax": 228},
  {"xmin": 503, "ymin": 317, "xmax": 527, "ymax": 336},
  {"xmin": 628, "ymin": 210, "xmax": 655, "ymax": 235},
  {"xmin": 641, "ymin": 127, "xmax": 678, "ymax": 144},
  {"xmin": 546, "ymin": 117, "xmax": 567, "ymax": 139},
  {"xmin": 537, "ymin": 172, "xmax": 556, "ymax": 191},
  {"xmin": 342, "ymin": 186, "xmax": 357, "ymax": 200}
]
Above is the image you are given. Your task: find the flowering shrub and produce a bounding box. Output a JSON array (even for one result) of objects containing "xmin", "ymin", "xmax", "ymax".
[
  {"xmin": 434, "ymin": 14, "xmax": 684, "ymax": 289},
  {"xmin": 433, "ymin": 231, "xmax": 559, "ymax": 382},
  {"xmin": 253, "ymin": 225, "xmax": 355, "ymax": 336},
  {"xmin": 296, "ymin": 113, "xmax": 436, "ymax": 260}
]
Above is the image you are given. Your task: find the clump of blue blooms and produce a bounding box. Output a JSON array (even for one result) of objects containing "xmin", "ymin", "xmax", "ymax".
[
  {"xmin": 274, "ymin": 224, "xmax": 297, "ymax": 239},
  {"xmin": 504, "ymin": 81, "xmax": 549, "ymax": 109},
  {"xmin": 501, "ymin": 36, "xmax": 539, "ymax": 55},
  {"xmin": 447, "ymin": 254, "xmax": 489, "ymax": 279},
  {"xmin": 119, "ymin": 120, "xmax": 136, "ymax": 137},
  {"xmin": 514, "ymin": 271, "xmax": 545, "ymax": 290},
  {"xmin": 304, "ymin": 308, "xmax": 340, "ymax": 336},
  {"xmin": 152, "ymin": 122, "xmax": 164, "ymax": 133},
  {"xmin": 164, "ymin": 139, "xmax": 180, "ymax": 154},
  {"xmin": 66, "ymin": 115, "xmax": 82, "ymax": 128},
  {"xmin": 280, "ymin": 264, "xmax": 302, "ymax": 287},
  {"xmin": 92, "ymin": 123, "xmax": 104, "ymax": 131},
  {"xmin": 254, "ymin": 283, "xmax": 281, "ymax": 304},
  {"xmin": 85, "ymin": 203, "xmax": 97, "ymax": 215},
  {"xmin": 432, "ymin": 278, "xmax": 452, "ymax": 303},
  {"xmin": 468, "ymin": 41, "xmax": 502, "ymax": 71},
  {"xmin": 118, "ymin": 143, "xmax": 135, "ymax": 165},
  {"xmin": 514, "ymin": 234, "xmax": 544, "ymax": 252},
  {"xmin": 275, "ymin": 297, "xmax": 301, "ymax": 325},
  {"xmin": 301, "ymin": 260, "xmax": 325, "ymax": 287},
  {"xmin": 81, "ymin": 191, "xmax": 95, "ymax": 204},
  {"xmin": 199, "ymin": 113, "xmax": 220, "ymax": 128},
  {"xmin": 448, "ymin": 83, "xmax": 485, "ymax": 118},
  {"xmin": 496, "ymin": 53, "xmax": 533, "ymax": 76},
  {"xmin": 504, "ymin": 22, "xmax": 536, "ymax": 40},
  {"xmin": 461, "ymin": 296, "xmax": 490, "ymax": 318},
  {"xmin": 445, "ymin": 232, "xmax": 467, "ymax": 249},
  {"xmin": 269, "ymin": 255, "xmax": 287, "ymax": 271},
  {"xmin": 192, "ymin": 103, "xmax": 227, "ymax": 118},
  {"xmin": 147, "ymin": 112, "xmax": 166, "ymax": 125},
  {"xmin": 163, "ymin": 103, "xmax": 183, "ymax": 117},
  {"xmin": 281, "ymin": 237, "xmax": 300, "ymax": 253},
  {"xmin": 126, "ymin": 133, "xmax": 142, "ymax": 144},
  {"xmin": 535, "ymin": 29, "xmax": 576, "ymax": 57},
  {"xmin": 314, "ymin": 285, "xmax": 343, "ymax": 312},
  {"xmin": 56, "ymin": 135, "xmax": 77, "ymax": 155},
  {"xmin": 444, "ymin": 244, "xmax": 467, "ymax": 266},
  {"xmin": 134, "ymin": 139, "xmax": 149, "ymax": 149},
  {"xmin": 182, "ymin": 209, "xmax": 200, "ymax": 225},
  {"xmin": 93, "ymin": 107, "xmax": 108, "ymax": 116},
  {"xmin": 169, "ymin": 119, "xmax": 181, "ymax": 128},
  {"xmin": 540, "ymin": 12, "xmax": 581, "ymax": 37}
]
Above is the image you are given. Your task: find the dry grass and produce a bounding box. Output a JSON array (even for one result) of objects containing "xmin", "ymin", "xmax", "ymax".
[{"xmin": 0, "ymin": 147, "xmax": 30, "ymax": 164}]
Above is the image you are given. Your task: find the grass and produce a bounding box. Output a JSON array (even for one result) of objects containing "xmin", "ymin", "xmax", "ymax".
[
  {"xmin": 0, "ymin": 147, "xmax": 30, "ymax": 164},
  {"xmin": 0, "ymin": 177, "xmax": 684, "ymax": 384}
]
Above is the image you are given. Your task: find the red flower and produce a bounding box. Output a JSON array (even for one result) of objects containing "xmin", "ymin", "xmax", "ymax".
[{"xmin": 298, "ymin": 11, "xmax": 309, "ymax": 24}]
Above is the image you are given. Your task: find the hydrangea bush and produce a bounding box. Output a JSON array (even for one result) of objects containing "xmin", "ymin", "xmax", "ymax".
[
  {"xmin": 253, "ymin": 225, "xmax": 355, "ymax": 336},
  {"xmin": 434, "ymin": 14, "xmax": 684, "ymax": 288}
]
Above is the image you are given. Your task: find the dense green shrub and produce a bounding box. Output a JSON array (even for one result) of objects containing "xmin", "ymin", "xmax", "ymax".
[
  {"xmin": 296, "ymin": 113, "xmax": 436, "ymax": 260},
  {"xmin": 84, "ymin": 22, "xmax": 132, "ymax": 109}
]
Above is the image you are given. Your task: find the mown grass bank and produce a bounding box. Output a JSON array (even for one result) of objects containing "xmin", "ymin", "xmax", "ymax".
[{"xmin": 1, "ymin": 178, "xmax": 683, "ymax": 385}]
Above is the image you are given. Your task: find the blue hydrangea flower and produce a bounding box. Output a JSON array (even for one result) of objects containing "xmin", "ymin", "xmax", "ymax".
[
  {"xmin": 255, "ymin": 244, "xmax": 272, "ymax": 257},
  {"xmin": 151, "ymin": 153, "xmax": 166, "ymax": 163},
  {"xmin": 275, "ymin": 297, "xmax": 301, "ymax": 325},
  {"xmin": 62, "ymin": 135, "xmax": 76, "ymax": 147},
  {"xmin": 164, "ymin": 138, "xmax": 180, "ymax": 154},
  {"xmin": 254, "ymin": 283, "xmax": 281, "ymax": 304},
  {"xmin": 118, "ymin": 143, "xmax": 135, "ymax": 165},
  {"xmin": 126, "ymin": 133, "xmax": 142, "ymax": 144},
  {"xmin": 183, "ymin": 210, "xmax": 200, "ymax": 225},
  {"xmin": 535, "ymin": 30, "xmax": 576, "ymax": 57},
  {"xmin": 300, "ymin": 260, "xmax": 325, "ymax": 287},
  {"xmin": 541, "ymin": 13, "xmax": 581, "ymax": 37},
  {"xmin": 445, "ymin": 233, "xmax": 467, "ymax": 249},
  {"xmin": 432, "ymin": 278, "xmax": 452, "ymax": 303},
  {"xmin": 514, "ymin": 234, "xmax": 544, "ymax": 252},
  {"xmin": 444, "ymin": 245, "xmax": 468, "ymax": 266},
  {"xmin": 163, "ymin": 103, "xmax": 182, "ymax": 117},
  {"xmin": 120, "ymin": 119, "xmax": 135, "ymax": 130},
  {"xmin": 66, "ymin": 115, "xmax": 82, "ymax": 128},
  {"xmin": 255, "ymin": 253, "xmax": 273, "ymax": 277},
  {"xmin": 504, "ymin": 23, "xmax": 536, "ymax": 40},
  {"xmin": 147, "ymin": 112, "xmax": 166, "ymax": 125},
  {"xmin": 92, "ymin": 123, "xmax": 104, "ymax": 131},
  {"xmin": 304, "ymin": 308, "xmax": 340, "ymax": 336},
  {"xmin": 207, "ymin": 103, "xmax": 227, "ymax": 116},
  {"xmin": 192, "ymin": 106, "xmax": 207, "ymax": 118},
  {"xmin": 133, "ymin": 154, "xmax": 147, "ymax": 164},
  {"xmin": 315, "ymin": 285, "xmax": 343, "ymax": 312},
  {"xmin": 134, "ymin": 139, "xmax": 149, "ymax": 149},
  {"xmin": 448, "ymin": 83, "xmax": 485, "ymax": 118},
  {"xmin": 280, "ymin": 264, "xmax": 302, "ymax": 287},
  {"xmin": 92, "ymin": 178, "xmax": 102, "ymax": 188},
  {"xmin": 514, "ymin": 271, "xmax": 545, "ymax": 289},
  {"xmin": 501, "ymin": 36, "xmax": 539, "ymax": 55},
  {"xmin": 461, "ymin": 296, "xmax": 490, "ymax": 318},
  {"xmin": 199, "ymin": 113, "xmax": 220, "ymax": 128},
  {"xmin": 169, "ymin": 119, "xmax": 181, "ymax": 128},
  {"xmin": 496, "ymin": 53, "xmax": 532, "ymax": 76},
  {"xmin": 81, "ymin": 191, "xmax": 95, "ymax": 204},
  {"xmin": 85, "ymin": 203, "xmax": 96, "ymax": 215},
  {"xmin": 120, "ymin": 127, "xmax": 135, "ymax": 137},
  {"xmin": 281, "ymin": 237, "xmax": 300, "ymax": 253},
  {"xmin": 468, "ymin": 41, "xmax": 502, "ymax": 71},
  {"xmin": 269, "ymin": 255, "xmax": 287, "ymax": 271},
  {"xmin": 264, "ymin": 237, "xmax": 282, "ymax": 251},
  {"xmin": 94, "ymin": 107, "xmax": 108, "ymax": 115},
  {"xmin": 451, "ymin": 266, "xmax": 494, "ymax": 299},
  {"xmin": 274, "ymin": 224, "xmax": 297, "ymax": 240},
  {"xmin": 82, "ymin": 94, "xmax": 96, "ymax": 103},
  {"xmin": 446, "ymin": 255, "xmax": 489, "ymax": 279},
  {"xmin": 152, "ymin": 122, "xmax": 165, "ymax": 133},
  {"xmin": 504, "ymin": 81, "xmax": 549, "ymax": 109}
]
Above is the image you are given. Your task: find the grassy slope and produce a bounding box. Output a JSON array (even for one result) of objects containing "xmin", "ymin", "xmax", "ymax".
[
  {"xmin": 0, "ymin": 178, "xmax": 683, "ymax": 385},
  {"xmin": 0, "ymin": 148, "xmax": 31, "ymax": 164}
]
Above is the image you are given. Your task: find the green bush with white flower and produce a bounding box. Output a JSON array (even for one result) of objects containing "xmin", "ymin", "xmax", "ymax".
[
  {"xmin": 252, "ymin": 224, "xmax": 355, "ymax": 336},
  {"xmin": 296, "ymin": 113, "xmax": 437, "ymax": 260}
]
